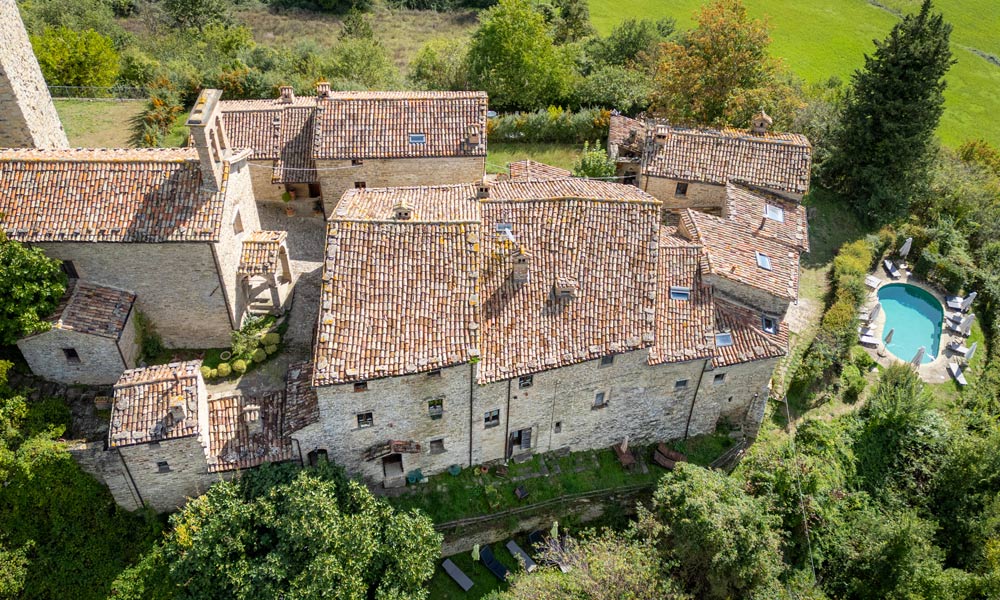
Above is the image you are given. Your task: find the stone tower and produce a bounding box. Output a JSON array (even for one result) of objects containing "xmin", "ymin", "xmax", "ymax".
[{"xmin": 0, "ymin": 0, "xmax": 68, "ymax": 148}]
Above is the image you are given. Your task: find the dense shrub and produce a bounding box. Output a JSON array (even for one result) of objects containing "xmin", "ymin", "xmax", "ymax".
[
  {"xmin": 262, "ymin": 332, "xmax": 281, "ymax": 346},
  {"xmin": 200, "ymin": 366, "xmax": 213, "ymax": 380},
  {"xmin": 231, "ymin": 359, "xmax": 247, "ymax": 374},
  {"xmin": 216, "ymin": 362, "xmax": 232, "ymax": 377},
  {"xmin": 129, "ymin": 79, "xmax": 184, "ymax": 148},
  {"xmin": 488, "ymin": 107, "xmax": 610, "ymax": 144},
  {"xmin": 31, "ymin": 27, "xmax": 121, "ymax": 87},
  {"xmin": 840, "ymin": 364, "xmax": 866, "ymax": 403},
  {"xmin": 572, "ymin": 141, "xmax": 616, "ymax": 178},
  {"xmin": 252, "ymin": 349, "xmax": 267, "ymax": 363}
]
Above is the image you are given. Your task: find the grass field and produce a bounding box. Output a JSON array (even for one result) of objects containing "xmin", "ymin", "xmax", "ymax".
[
  {"xmin": 53, "ymin": 100, "xmax": 145, "ymax": 147},
  {"xmin": 587, "ymin": 0, "xmax": 1000, "ymax": 148},
  {"xmin": 486, "ymin": 142, "xmax": 582, "ymax": 173}
]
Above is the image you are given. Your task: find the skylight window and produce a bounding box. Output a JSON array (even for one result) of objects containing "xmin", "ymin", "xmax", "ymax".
[
  {"xmin": 762, "ymin": 316, "xmax": 778, "ymax": 334},
  {"xmin": 408, "ymin": 133, "xmax": 426, "ymax": 144},
  {"xmin": 764, "ymin": 204, "xmax": 785, "ymax": 222},
  {"xmin": 669, "ymin": 286, "xmax": 691, "ymax": 300},
  {"xmin": 715, "ymin": 332, "xmax": 734, "ymax": 347},
  {"xmin": 756, "ymin": 252, "xmax": 773, "ymax": 271}
]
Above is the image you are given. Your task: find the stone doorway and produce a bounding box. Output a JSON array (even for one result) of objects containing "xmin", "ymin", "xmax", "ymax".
[{"xmin": 382, "ymin": 453, "xmax": 404, "ymax": 487}]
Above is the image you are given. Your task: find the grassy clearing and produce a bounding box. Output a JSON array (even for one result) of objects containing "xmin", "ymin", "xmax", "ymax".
[
  {"xmin": 486, "ymin": 142, "xmax": 581, "ymax": 173},
  {"xmin": 427, "ymin": 531, "xmax": 528, "ymax": 599},
  {"xmin": 587, "ymin": 0, "xmax": 1000, "ymax": 148},
  {"xmin": 53, "ymin": 99, "xmax": 145, "ymax": 147}
]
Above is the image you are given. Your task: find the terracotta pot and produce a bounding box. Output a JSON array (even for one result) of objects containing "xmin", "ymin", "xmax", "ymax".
[{"xmin": 285, "ymin": 205, "xmax": 295, "ymax": 216}]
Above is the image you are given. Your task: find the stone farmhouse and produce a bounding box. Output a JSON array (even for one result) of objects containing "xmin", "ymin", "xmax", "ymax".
[
  {"xmin": 608, "ymin": 113, "xmax": 812, "ymax": 216},
  {"xmin": 2, "ymin": 90, "xmax": 292, "ymax": 382},
  {"xmin": 290, "ymin": 177, "xmax": 804, "ymax": 488},
  {"xmin": 218, "ymin": 85, "xmax": 488, "ymax": 216}
]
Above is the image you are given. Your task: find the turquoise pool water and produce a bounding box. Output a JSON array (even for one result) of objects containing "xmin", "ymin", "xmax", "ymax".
[{"xmin": 877, "ymin": 283, "xmax": 943, "ymax": 364}]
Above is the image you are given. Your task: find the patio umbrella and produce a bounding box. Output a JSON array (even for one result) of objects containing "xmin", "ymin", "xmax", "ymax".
[
  {"xmin": 869, "ymin": 302, "xmax": 882, "ymax": 322},
  {"xmin": 967, "ymin": 341, "xmax": 979, "ymax": 362},
  {"xmin": 899, "ymin": 237, "xmax": 913, "ymax": 258},
  {"xmin": 961, "ymin": 314, "xmax": 976, "ymax": 335},
  {"xmin": 911, "ymin": 346, "xmax": 926, "ymax": 367},
  {"xmin": 884, "ymin": 328, "xmax": 895, "ymax": 345},
  {"xmin": 961, "ymin": 291, "xmax": 978, "ymax": 311}
]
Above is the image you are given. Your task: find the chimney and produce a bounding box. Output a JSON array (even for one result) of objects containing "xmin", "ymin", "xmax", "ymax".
[
  {"xmin": 242, "ymin": 404, "xmax": 263, "ymax": 436},
  {"xmin": 393, "ymin": 200, "xmax": 413, "ymax": 221},
  {"xmin": 316, "ymin": 81, "xmax": 331, "ymax": 99},
  {"xmin": 279, "ymin": 85, "xmax": 295, "ymax": 104},
  {"xmin": 477, "ymin": 181, "xmax": 492, "ymax": 199},
  {"xmin": 166, "ymin": 394, "xmax": 187, "ymax": 425},
  {"xmin": 653, "ymin": 130, "xmax": 668, "ymax": 145},
  {"xmin": 553, "ymin": 276, "xmax": 579, "ymax": 299},
  {"xmin": 467, "ymin": 126, "xmax": 481, "ymax": 146},
  {"xmin": 511, "ymin": 248, "xmax": 530, "ymax": 284},
  {"xmin": 185, "ymin": 89, "xmax": 229, "ymax": 192},
  {"xmin": 750, "ymin": 109, "xmax": 773, "ymax": 135}
]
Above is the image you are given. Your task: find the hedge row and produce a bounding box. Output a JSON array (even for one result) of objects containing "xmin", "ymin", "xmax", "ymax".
[{"xmin": 487, "ymin": 107, "xmax": 611, "ymax": 144}]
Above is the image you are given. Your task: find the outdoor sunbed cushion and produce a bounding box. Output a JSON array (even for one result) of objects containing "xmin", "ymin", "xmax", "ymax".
[
  {"xmin": 442, "ymin": 559, "xmax": 474, "ymax": 592},
  {"xmin": 506, "ymin": 540, "xmax": 538, "ymax": 572}
]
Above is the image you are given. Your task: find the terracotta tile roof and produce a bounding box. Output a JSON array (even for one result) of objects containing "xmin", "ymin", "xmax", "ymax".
[
  {"xmin": 680, "ymin": 209, "xmax": 800, "ymax": 301},
  {"xmin": 609, "ymin": 115, "xmax": 646, "ymax": 148},
  {"xmin": 334, "ymin": 184, "xmax": 481, "ymax": 222},
  {"xmin": 238, "ymin": 231, "xmax": 287, "ymax": 277},
  {"xmin": 273, "ymin": 106, "xmax": 316, "ymax": 183},
  {"xmin": 42, "ymin": 280, "xmax": 136, "ymax": 340},
  {"xmin": 489, "ymin": 178, "xmax": 656, "ymax": 203},
  {"xmin": 219, "ymin": 97, "xmax": 317, "ymax": 112},
  {"xmin": 649, "ymin": 233, "xmax": 715, "ymax": 365},
  {"xmin": 713, "ymin": 299, "xmax": 788, "ymax": 367},
  {"xmin": 313, "ymin": 91, "xmax": 487, "ymax": 159},
  {"xmin": 312, "ymin": 220, "xmax": 480, "ymax": 385},
  {"xmin": 508, "ymin": 160, "xmax": 572, "ymax": 181},
  {"xmin": 284, "ymin": 361, "xmax": 319, "ymax": 433},
  {"xmin": 724, "ymin": 182, "xmax": 809, "ymax": 252},
  {"xmin": 645, "ymin": 124, "xmax": 812, "ymax": 194},
  {"xmin": 0, "ymin": 148, "xmax": 228, "ymax": 243},
  {"xmin": 477, "ymin": 196, "xmax": 660, "ymax": 383},
  {"xmin": 205, "ymin": 392, "xmax": 295, "ymax": 473},
  {"xmin": 220, "ymin": 110, "xmax": 280, "ymax": 160},
  {"xmin": 108, "ymin": 361, "xmax": 203, "ymax": 448}
]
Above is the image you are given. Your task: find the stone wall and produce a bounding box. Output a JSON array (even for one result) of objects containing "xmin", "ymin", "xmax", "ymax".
[
  {"xmin": 708, "ymin": 276, "xmax": 791, "ymax": 319},
  {"xmin": 119, "ymin": 307, "xmax": 140, "ymax": 369},
  {"xmin": 642, "ymin": 177, "xmax": 725, "ymax": 215},
  {"xmin": 316, "ymin": 156, "xmax": 485, "ymax": 215},
  {"xmin": 297, "ymin": 348, "xmax": 776, "ymax": 486},
  {"xmin": 17, "ymin": 328, "xmax": 126, "ymax": 385},
  {"xmin": 117, "ymin": 436, "xmax": 223, "ymax": 512},
  {"xmin": 0, "ymin": 0, "xmax": 68, "ymax": 149},
  {"xmin": 690, "ymin": 357, "xmax": 779, "ymax": 436},
  {"xmin": 36, "ymin": 242, "xmax": 234, "ymax": 348},
  {"xmin": 213, "ymin": 160, "xmax": 263, "ymax": 328},
  {"xmin": 248, "ymin": 160, "xmax": 284, "ymax": 202},
  {"xmin": 69, "ymin": 441, "xmax": 144, "ymax": 511}
]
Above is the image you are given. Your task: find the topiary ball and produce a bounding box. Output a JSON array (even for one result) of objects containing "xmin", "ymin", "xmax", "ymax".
[
  {"xmin": 210, "ymin": 368, "xmax": 218, "ymax": 379},
  {"xmin": 262, "ymin": 332, "xmax": 280, "ymax": 346},
  {"xmin": 232, "ymin": 360, "xmax": 247, "ymax": 374},
  {"xmin": 265, "ymin": 344, "xmax": 278, "ymax": 355},
  {"xmin": 200, "ymin": 366, "xmax": 213, "ymax": 379},
  {"xmin": 252, "ymin": 349, "xmax": 267, "ymax": 363},
  {"xmin": 217, "ymin": 362, "xmax": 232, "ymax": 377}
]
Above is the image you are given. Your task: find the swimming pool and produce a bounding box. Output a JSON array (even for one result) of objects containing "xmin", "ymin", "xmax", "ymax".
[{"xmin": 877, "ymin": 283, "xmax": 943, "ymax": 364}]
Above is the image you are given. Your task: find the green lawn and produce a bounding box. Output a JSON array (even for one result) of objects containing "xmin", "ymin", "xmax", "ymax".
[
  {"xmin": 53, "ymin": 99, "xmax": 145, "ymax": 147},
  {"xmin": 587, "ymin": 0, "xmax": 1000, "ymax": 148},
  {"xmin": 487, "ymin": 142, "xmax": 582, "ymax": 173}
]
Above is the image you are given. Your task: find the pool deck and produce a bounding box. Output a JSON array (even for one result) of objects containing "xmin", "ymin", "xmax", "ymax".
[{"xmin": 860, "ymin": 265, "xmax": 967, "ymax": 384}]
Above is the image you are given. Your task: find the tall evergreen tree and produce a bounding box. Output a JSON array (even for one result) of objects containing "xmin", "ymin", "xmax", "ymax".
[{"xmin": 826, "ymin": 0, "xmax": 953, "ymax": 223}]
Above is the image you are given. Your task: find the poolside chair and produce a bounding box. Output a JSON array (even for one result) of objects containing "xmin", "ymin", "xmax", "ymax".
[
  {"xmin": 948, "ymin": 314, "xmax": 976, "ymax": 337},
  {"xmin": 945, "ymin": 291, "xmax": 976, "ymax": 312},
  {"xmin": 506, "ymin": 540, "xmax": 538, "ymax": 572},
  {"xmin": 442, "ymin": 559, "xmax": 474, "ymax": 592},
  {"xmin": 883, "ymin": 259, "xmax": 901, "ymax": 279},
  {"xmin": 479, "ymin": 546, "xmax": 510, "ymax": 582},
  {"xmin": 865, "ymin": 275, "xmax": 882, "ymax": 292},
  {"xmin": 948, "ymin": 363, "xmax": 968, "ymax": 387},
  {"xmin": 859, "ymin": 331, "xmax": 879, "ymax": 347},
  {"xmin": 947, "ymin": 340, "xmax": 970, "ymax": 356}
]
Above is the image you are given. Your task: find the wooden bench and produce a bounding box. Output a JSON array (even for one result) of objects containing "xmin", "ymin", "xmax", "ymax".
[
  {"xmin": 442, "ymin": 559, "xmax": 474, "ymax": 592},
  {"xmin": 653, "ymin": 444, "xmax": 687, "ymax": 470},
  {"xmin": 612, "ymin": 442, "xmax": 636, "ymax": 470}
]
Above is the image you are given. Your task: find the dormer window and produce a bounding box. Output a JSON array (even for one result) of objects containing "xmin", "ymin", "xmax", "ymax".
[
  {"xmin": 675, "ymin": 182, "xmax": 688, "ymax": 197},
  {"xmin": 669, "ymin": 286, "xmax": 691, "ymax": 300},
  {"xmin": 409, "ymin": 133, "xmax": 426, "ymax": 144},
  {"xmin": 755, "ymin": 252, "xmax": 772, "ymax": 271},
  {"xmin": 715, "ymin": 332, "xmax": 734, "ymax": 347},
  {"xmin": 764, "ymin": 204, "xmax": 784, "ymax": 222},
  {"xmin": 762, "ymin": 316, "xmax": 778, "ymax": 334}
]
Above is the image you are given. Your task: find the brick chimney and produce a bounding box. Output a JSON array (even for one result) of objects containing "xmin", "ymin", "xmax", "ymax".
[
  {"xmin": 242, "ymin": 404, "xmax": 263, "ymax": 436},
  {"xmin": 185, "ymin": 89, "xmax": 230, "ymax": 192},
  {"xmin": 750, "ymin": 110, "xmax": 773, "ymax": 135},
  {"xmin": 393, "ymin": 201, "xmax": 413, "ymax": 221},
  {"xmin": 316, "ymin": 81, "xmax": 331, "ymax": 99},
  {"xmin": 166, "ymin": 394, "xmax": 188, "ymax": 425},
  {"xmin": 511, "ymin": 248, "xmax": 530, "ymax": 284},
  {"xmin": 279, "ymin": 86, "xmax": 295, "ymax": 104},
  {"xmin": 477, "ymin": 181, "xmax": 492, "ymax": 199}
]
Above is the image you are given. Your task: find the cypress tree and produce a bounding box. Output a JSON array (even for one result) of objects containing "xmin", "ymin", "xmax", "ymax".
[{"xmin": 827, "ymin": 0, "xmax": 953, "ymax": 224}]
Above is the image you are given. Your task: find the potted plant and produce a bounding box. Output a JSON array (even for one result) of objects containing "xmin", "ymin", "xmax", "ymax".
[{"xmin": 282, "ymin": 190, "xmax": 295, "ymax": 216}]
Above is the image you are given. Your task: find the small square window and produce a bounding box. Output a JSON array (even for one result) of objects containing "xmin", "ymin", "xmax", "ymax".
[
  {"xmin": 428, "ymin": 398, "xmax": 443, "ymax": 419},
  {"xmin": 484, "ymin": 409, "xmax": 500, "ymax": 428},
  {"xmin": 669, "ymin": 286, "xmax": 691, "ymax": 300},
  {"xmin": 554, "ymin": 421, "xmax": 562, "ymax": 433},
  {"xmin": 233, "ymin": 209, "xmax": 244, "ymax": 235},
  {"xmin": 518, "ymin": 375, "xmax": 533, "ymax": 389},
  {"xmin": 674, "ymin": 379, "xmax": 689, "ymax": 390},
  {"xmin": 354, "ymin": 181, "xmax": 366, "ymax": 189},
  {"xmin": 408, "ymin": 133, "xmax": 426, "ymax": 144},
  {"xmin": 714, "ymin": 373, "xmax": 726, "ymax": 384},
  {"xmin": 357, "ymin": 412, "xmax": 373, "ymax": 428},
  {"xmin": 764, "ymin": 204, "xmax": 785, "ymax": 222},
  {"xmin": 427, "ymin": 369, "xmax": 442, "ymax": 378},
  {"xmin": 593, "ymin": 391, "xmax": 607, "ymax": 408},
  {"xmin": 351, "ymin": 159, "xmax": 363, "ymax": 166},
  {"xmin": 715, "ymin": 332, "xmax": 734, "ymax": 347},
  {"xmin": 354, "ymin": 381, "xmax": 368, "ymax": 392},
  {"xmin": 63, "ymin": 348, "xmax": 80, "ymax": 363},
  {"xmin": 600, "ymin": 355, "xmax": 615, "ymax": 367},
  {"xmin": 762, "ymin": 316, "xmax": 778, "ymax": 335},
  {"xmin": 429, "ymin": 438, "xmax": 445, "ymax": 454},
  {"xmin": 675, "ymin": 182, "xmax": 688, "ymax": 197},
  {"xmin": 156, "ymin": 461, "xmax": 170, "ymax": 473},
  {"xmin": 755, "ymin": 252, "xmax": 772, "ymax": 271}
]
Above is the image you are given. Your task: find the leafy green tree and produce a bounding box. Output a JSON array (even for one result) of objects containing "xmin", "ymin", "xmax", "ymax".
[
  {"xmin": 825, "ymin": 0, "xmax": 954, "ymax": 223},
  {"xmin": 595, "ymin": 17, "xmax": 674, "ymax": 67},
  {"xmin": 535, "ymin": 0, "xmax": 594, "ymax": 44},
  {"xmin": 466, "ymin": 0, "xmax": 576, "ymax": 111},
  {"xmin": 339, "ymin": 8, "xmax": 375, "ymax": 40},
  {"xmin": 30, "ymin": 27, "xmax": 120, "ymax": 87},
  {"xmin": 572, "ymin": 141, "xmax": 616, "ymax": 178},
  {"xmin": 0, "ymin": 232, "xmax": 66, "ymax": 345},
  {"xmin": 113, "ymin": 463, "xmax": 441, "ymax": 599},
  {"xmin": 650, "ymin": 0, "xmax": 801, "ymax": 129},
  {"xmin": 576, "ymin": 65, "xmax": 652, "ymax": 114},
  {"xmin": 163, "ymin": 0, "xmax": 229, "ymax": 32},
  {"xmin": 653, "ymin": 462, "xmax": 785, "ymax": 599},
  {"xmin": 327, "ymin": 38, "xmax": 401, "ymax": 89},
  {"xmin": 409, "ymin": 39, "xmax": 470, "ymax": 90},
  {"xmin": 129, "ymin": 79, "xmax": 184, "ymax": 148}
]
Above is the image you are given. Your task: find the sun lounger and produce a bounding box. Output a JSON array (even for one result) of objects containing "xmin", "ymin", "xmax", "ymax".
[
  {"xmin": 883, "ymin": 259, "xmax": 901, "ymax": 279},
  {"xmin": 860, "ymin": 332, "xmax": 879, "ymax": 347},
  {"xmin": 479, "ymin": 546, "xmax": 510, "ymax": 582},
  {"xmin": 946, "ymin": 296, "xmax": 963, "ymax": 310},
  {"xmin": 653, "ymin": 443, "xmax": 687, "ymax": 469},
  {"xmin": 865, "ymin": 275, "xmax": 882, "ymax": 291},
  {"xmin": 506, "ymin": 540, "xmax": 538, "ymax": 572},
  {"xmin": 948, "ymin": 363, "xmax": 968, "ymax": 386},
  {"xmin": 442, "ymin": 559, "xmax": 474, "ymax": 592},
  {"xmin": 947, "ymin": 341, "xmax": 970, "ymax": 356},
  {"xmin": 948, "ymin": 320, "xmax": 972, "ymax": 336}
]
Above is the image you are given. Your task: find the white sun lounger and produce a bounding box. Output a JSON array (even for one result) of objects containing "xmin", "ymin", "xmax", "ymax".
[
  {"xmin": 865, "ymin": 275, "xmax": 882, "ymax": 290},
  {"xmin": 948, "ymin": 363, "xmax": 968, "ymax": 386},
  {"xmin": 883, "ymin": 259, "xmax": 901, "ymax": 279},
  {"xmin": 506, "ymin": 540, "xmax": 537, "ymax": 572},
  {"xmin": 947, "ymin": 341, "xmax": 970, "ymax": 356},
  {"xmin": 860, "ymin": 333, "xmax": 879, "ymax": 347}
]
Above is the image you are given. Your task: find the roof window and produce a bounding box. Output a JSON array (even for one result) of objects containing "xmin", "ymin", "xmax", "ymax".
[
  {"xmin": 715, "ymin": 332, "xmax": 734, "ymax": 347},
  {"xmin": 755, "ymin": 252, "xmax": 772, "ymax": 271},
  {"xmin": 764, "ymin": 204, "xmax": 785, "ymax": 222},
  {"xmin": 669, "ymin": 286, "xmax": 691, "ymax": 300},
  {"xmin": 409, "ymin": 133, "xmax": 426, "ymax": 144}
]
